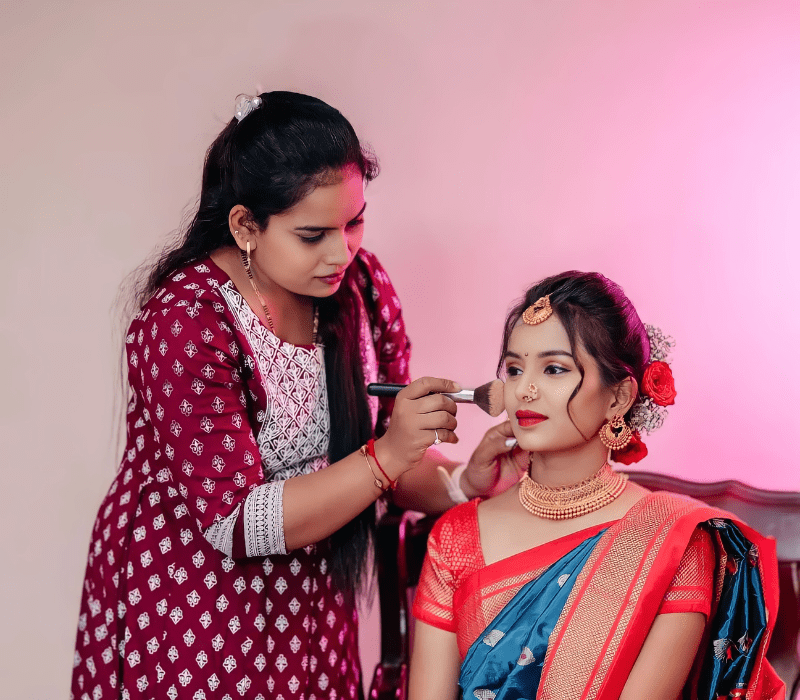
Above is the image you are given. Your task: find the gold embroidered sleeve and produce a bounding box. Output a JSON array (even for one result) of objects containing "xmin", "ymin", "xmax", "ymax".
[
  {"xmin": 412, "ymin": 502, "xmax": 483, "ymax": 632},
  {"xmin": 658, "ymin": 526, "xmax": 715, "ymax": 618}
]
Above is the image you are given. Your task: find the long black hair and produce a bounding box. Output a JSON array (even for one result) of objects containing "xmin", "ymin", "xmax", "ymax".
[
  {"xmin": 127, "ymin": 91, "xmax": 380, "ymax": 595},
  {"xmin": 498, "ymin": 271, "xmax": 650, "ymax": 438}
]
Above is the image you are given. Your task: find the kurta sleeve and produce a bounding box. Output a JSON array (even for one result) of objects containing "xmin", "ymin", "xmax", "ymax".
[
  {"xmin": 659, "ymin": 526, "xmax": 715, "ymax": 618},
  {"xmin": 127, "ymin": 292, "xmax": 283, "ymax": 559},
  {"xmin": 354, "ymin": 249, "xmax": 412, "ymax": 436}
]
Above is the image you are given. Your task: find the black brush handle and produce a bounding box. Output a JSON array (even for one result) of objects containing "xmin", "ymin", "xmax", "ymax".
[
  {"xmin": 366, "ymin": 383, "xmax": 475, "ymax": 403},
  {"xmin": 366, "ymin": 383, "xmax": 406, "ymax": 397}
]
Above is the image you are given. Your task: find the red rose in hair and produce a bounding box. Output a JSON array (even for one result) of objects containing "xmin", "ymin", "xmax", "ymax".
[
  {"xmin": 641, "ymin": 361, "xmax": 677, "ymax": 406},
  {"xmin": 612, "ymin": 431, "xmax": 648, "ymax": 465}
]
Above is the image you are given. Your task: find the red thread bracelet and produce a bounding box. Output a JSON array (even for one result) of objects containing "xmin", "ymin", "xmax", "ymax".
[{"xmin": 366, "ymin": 438, "xmax": 397, "ymax": 490}]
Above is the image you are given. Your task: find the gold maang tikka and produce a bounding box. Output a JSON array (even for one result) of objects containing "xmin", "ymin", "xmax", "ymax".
[{"xmin": 522, "ymin": 295, "xmax": 553, "ymax": 325}]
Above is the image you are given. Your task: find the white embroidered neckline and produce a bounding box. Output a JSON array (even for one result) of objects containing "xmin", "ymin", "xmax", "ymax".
[{"xmin": 217, "ymin": 281, "xmax": 330, "ymax": 481}]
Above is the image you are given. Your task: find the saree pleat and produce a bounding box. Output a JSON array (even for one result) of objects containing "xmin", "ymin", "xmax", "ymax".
[{"xmin": 459, "ymin": 531, "xmax": 606, "ymax": 699}]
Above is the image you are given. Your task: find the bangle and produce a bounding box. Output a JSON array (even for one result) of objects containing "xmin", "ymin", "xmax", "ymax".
[
  {"xmin": 366, "ymin": 438, "xmax": 397, "ymax": 490},
  {"xmin": 360, "ymin": 445, "xmax": 386, "ymax": 491},
  {"xmin": 436, "ymin": 464, "xmax": 469, "ymax": 504}
]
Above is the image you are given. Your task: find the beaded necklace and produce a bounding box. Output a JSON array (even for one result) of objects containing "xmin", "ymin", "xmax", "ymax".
[{"xmin": 518, "ymin": 461, "xmax": 628, "ymax": 520}]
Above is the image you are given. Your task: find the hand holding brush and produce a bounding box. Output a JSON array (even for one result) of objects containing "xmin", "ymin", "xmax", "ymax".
[{"xmin": 367, "ymin": 379, "xmax": 505, "ymax": 417}]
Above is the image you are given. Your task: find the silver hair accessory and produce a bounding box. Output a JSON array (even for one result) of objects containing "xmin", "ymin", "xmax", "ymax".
[
  {"xmin": 628, "ymin": 324, "xmax": 675, "ymax": 436},
  {"xmin": 234, "ymin": 93, "xmax": 263, "ymax": 122}
]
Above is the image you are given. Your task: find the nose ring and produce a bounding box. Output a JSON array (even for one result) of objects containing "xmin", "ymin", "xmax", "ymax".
[{"xmin": 522, "ymin": 383, "xmax": 538, "ymax": 403}]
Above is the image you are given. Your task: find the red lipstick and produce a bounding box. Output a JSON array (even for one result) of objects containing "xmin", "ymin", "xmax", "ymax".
[
  {"xmin": 515, "ymin": 410, "xmax": 548, "ymax": 427},
  {"xmin": 318, "ymin": 270, "xmax": 346, "ymax": 285}
]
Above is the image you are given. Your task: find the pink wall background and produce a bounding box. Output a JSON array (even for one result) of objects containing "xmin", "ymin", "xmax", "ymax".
[{"xmin": 1, "ymin": 0, "xmax": 798, "ymax": 696}]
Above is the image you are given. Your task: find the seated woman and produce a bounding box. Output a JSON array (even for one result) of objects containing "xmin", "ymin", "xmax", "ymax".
[{"xmin": 409, "ymin": 271, "xmax": 784, "ymax": 700}]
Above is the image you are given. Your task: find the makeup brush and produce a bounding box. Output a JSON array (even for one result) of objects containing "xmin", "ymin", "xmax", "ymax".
[{"xmin": 366, "ymin": 379, "xmax": 505, "ymax": 417}]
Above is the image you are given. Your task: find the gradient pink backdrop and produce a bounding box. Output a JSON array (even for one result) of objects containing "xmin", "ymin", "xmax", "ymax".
[{"xmin": 1, "ymin": 1, "xmax": 798, "ymax": 697}]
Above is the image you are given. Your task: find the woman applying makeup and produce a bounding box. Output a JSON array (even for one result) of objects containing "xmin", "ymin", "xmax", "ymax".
[{"xmin": 70, "ymin": 90, "xmax": 516, "ymax": 699}]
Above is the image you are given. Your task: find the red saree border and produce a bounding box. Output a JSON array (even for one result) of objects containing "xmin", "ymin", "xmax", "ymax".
[{"xmin": 537, "ymin": 491, "xmax": 781, "ymax": 700}]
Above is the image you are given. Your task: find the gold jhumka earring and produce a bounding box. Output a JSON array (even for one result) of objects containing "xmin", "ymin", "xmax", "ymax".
[{"xmin": 598, "ymin": 414, "xmax": 634, "ymax": 451}]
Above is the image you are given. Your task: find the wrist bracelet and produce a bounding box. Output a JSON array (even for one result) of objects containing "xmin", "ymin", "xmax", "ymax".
[
  {"xmin": 360, "ymin": 445, "xmax": 386, "ymax": 491},
  {"xmin": 436, "ymin": 463, "xmax": 469, "ymax": 504},
  {"xmin": 366, "ymin": 438, "xmax": 397, "ymax": 490}
]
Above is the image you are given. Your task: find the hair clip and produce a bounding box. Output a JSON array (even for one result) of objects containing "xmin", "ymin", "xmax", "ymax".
[
  {"xmin": 234, "ymin": 93, "xmax": 263, "ymax": 122},
  {"xmin": 522, "ymin": 295, "xmax": 553, "ymax": 325}
]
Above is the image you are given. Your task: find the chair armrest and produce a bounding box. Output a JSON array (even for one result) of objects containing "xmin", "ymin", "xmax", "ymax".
[{"xmin": 367, "ymin": 506, "xmax": 438, "ymax": 699}]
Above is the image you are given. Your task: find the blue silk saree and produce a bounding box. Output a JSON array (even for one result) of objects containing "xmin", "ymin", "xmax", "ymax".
[{"xmin": 414, "ymin": 492, "xmax": 784, "ymax": 699}]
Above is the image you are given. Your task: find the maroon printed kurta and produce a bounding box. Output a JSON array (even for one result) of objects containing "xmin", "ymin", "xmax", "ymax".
[{"xmin": 71, "ymin": 250, "xmax": 411, "ymax": 700}]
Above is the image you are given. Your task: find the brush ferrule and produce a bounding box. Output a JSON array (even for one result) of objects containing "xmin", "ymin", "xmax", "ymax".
[{"xmin": 444, "ymin": 390, "xmax": 476, "ymax": 403}]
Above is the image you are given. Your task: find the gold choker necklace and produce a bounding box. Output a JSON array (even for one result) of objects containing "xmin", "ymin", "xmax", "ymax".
[{"xmin": 518, "ymin": 462, "xmax": 628, "ymax": 520}]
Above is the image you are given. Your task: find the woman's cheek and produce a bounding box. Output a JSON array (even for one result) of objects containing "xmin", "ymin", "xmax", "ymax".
[
  {"xmin": 503, "ymin": 385, "xmax": 515, "ymax": 416},
  {"xmin": 551, "ymin": 382, "xmax": 573, "ymax": 399},
  {"xmin": 348, "ymin": 229, "xmax": 364, "ymax": 255}
]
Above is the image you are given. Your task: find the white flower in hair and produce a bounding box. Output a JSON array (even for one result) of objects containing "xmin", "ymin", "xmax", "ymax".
[
  {"xmin": 628, "ymin": 396, "xmax": 667, "ymax": 435},
  {"xmin": 628, "ymin": 324, "xmax": 675, "ymax": 436},
  {"xmin": 645, "ymin": 324, "xmax": 675, "ymax": 363}
]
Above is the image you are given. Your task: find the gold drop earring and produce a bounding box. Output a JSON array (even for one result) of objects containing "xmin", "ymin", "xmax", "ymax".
[
  {"xmin": 239, "ymin": 238, "xmax": 276, "ymax": 333},
  {"xmin": 598, "ymin": 414, "xmax": 633, "ymax": 450}
]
